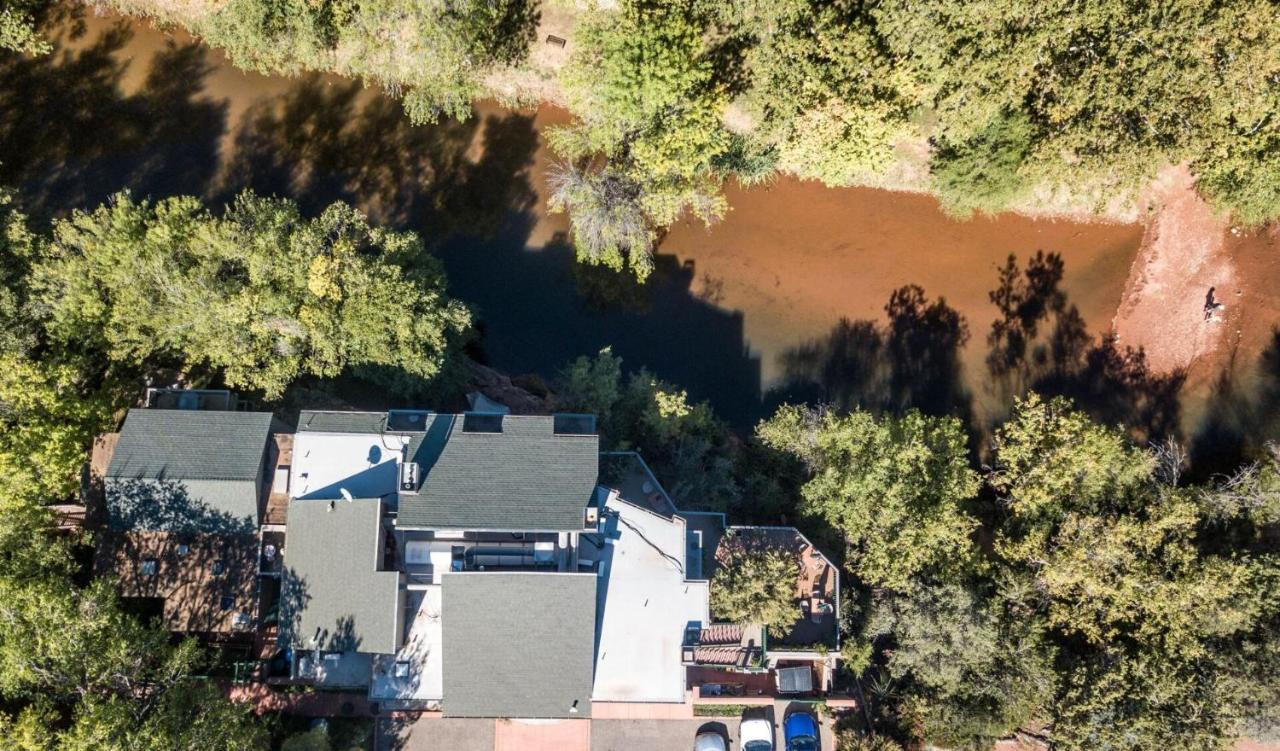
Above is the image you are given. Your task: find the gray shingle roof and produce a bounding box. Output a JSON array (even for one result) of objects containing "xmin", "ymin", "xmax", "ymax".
[
  {"xmin": 442, "ymin": 572, "xmax": 597, "ymax": 718},
  {"xmin": 401, "ymin": 414, "xmax": 599, "ymax": 531},
  {"xmin": 281, "ymin": 498, "xmax": 402, "ymax": 655},
  {"xmin": 297, "ymin": 411, "xmax": 388, "ymax": 435},
  {"xmin": 297, "ymin": 411, "xmax": 600, "ymax": 532},
  {"xmin": 108, "ymin": 409, "xmax": 272, "ymax": 480},
  {"xmin": 105, "ymin": 410, "xmax": 272, "ymax": 530}
]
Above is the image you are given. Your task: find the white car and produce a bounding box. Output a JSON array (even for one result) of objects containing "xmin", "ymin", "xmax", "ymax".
[
  {"xmin": 740, "ymin": 717, "xmax": 775, "ymax": 751},
  {"xmin": 694, "ymin": 730, "xmax": 728, "ymax": 751}
]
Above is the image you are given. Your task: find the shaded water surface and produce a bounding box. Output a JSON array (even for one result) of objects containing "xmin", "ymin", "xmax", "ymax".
[{"xmin": 4, "ymin": 10, "xmax": 1170, "ymax": 435}]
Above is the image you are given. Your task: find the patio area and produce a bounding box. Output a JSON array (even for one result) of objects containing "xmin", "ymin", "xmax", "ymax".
[
  {"xmin": 714, "ymin": 527, "xmax": 839, "ymax": 648},
  {"xmin": 370, "ymin": 586, "xmax": 443, "ymax": 704}
]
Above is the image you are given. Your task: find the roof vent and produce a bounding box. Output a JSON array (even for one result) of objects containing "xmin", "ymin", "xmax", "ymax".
[
  {"xmin": 387, "ymin": 409, "xmax": 432, "ymax": 433},
  {"xmin": 553, "ymin": 414, "xmax": 597, "ymax": 436},
  {"xmin": 462, "ymin": 412, "xmax": 504, "ymax": 433},
  {"xmin": 400, "ymin": 461, "xmax": 421, "ymax": 493}
]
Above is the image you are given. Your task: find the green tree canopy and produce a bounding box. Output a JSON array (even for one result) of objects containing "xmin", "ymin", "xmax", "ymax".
[
  {"xmin": 0, "ymin": 475, "xmax": 267, "ymax": 750},
  {"xmin": 709, "ymin": 540, "xmax": 799, "ymax": 632},
  {"xmin": 866, "ymin": 579, "xmax": 1055, "ymax": 747},
  {"xmin": 100, "ymin": 0, "xmax": 537, "ymax": 124},
  {"xmin": 0, "ymin": 0, "xmax": 49, "ymax": 55},
  {"xmin": 983, "ymin": 394, "xmax": 1280, "ymax": 750},
  {"xmin": 35, "ymin": 191, "xmax": 470, "ymax": 399},
  {"xmin": 757, "ymin": 405, "xmax": 979, "ymax": 591},
  {"xmin": 557, "ymin": 348, "xmax": 743, "ymax": 513},
  {"xmin": 875, "ymin": 0, "xmax": 1280, "ymax": 221},
  {"xmin": 551, "ymin": 0, "xmax": 733, "ymax": 278}
]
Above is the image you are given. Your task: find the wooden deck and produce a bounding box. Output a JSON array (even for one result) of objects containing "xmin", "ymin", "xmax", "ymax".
[{"xmin": 263, "ymin": 433, "xmax": 293, "ymax": 525}]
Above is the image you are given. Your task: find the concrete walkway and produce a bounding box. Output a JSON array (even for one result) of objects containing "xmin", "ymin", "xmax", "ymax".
[{"xmin": 377, "ymin": 707, "xmax": 836, "ymax": 751}]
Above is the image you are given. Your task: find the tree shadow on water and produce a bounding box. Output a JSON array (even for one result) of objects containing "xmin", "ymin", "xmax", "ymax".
[
  {"xmin": 1187, "ymin": 330, "xmax": 1280, "ymax": 478},
  {"xmin": 983, "ymin": 251, "xmax": 1185, "ymax": 443},
  {"xmin": 768, "ymin": 284, "xmax": 974, "ymax": 425},
  {"xmin": 0, "ymin": 21, "xmax": 227, "ymax": 217},
  {"xmin": 213, "ymin": 75, "xmax": 539, "ymax": 240},
  {"xmin": 438, "ymin": 226, "xmax": 765, "ymax": 429},
  {"xmin": 768, "ymin": 253, "xmax": 1187, "ymax": 448}
]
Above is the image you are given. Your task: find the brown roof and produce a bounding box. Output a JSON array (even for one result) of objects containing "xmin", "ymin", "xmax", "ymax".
[{"xmin": 96, "ymin": 530, "xmax": 258, "ymax": 634}]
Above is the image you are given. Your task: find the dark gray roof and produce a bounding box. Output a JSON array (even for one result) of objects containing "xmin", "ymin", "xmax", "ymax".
[
  {"xmin": 108, "ymin": 409, "xmax": 272, "ymax": 481},
  {"xmin": 105, "ymin": 410, "xmax": 271, "ymax": 530},
  {"xmin": 402, "ymin": 414, "xmax": 599, "ymax": 531},
  {"xmin": 281, "ymin": 498, "xmax": 401, "ymax": 655},
  {"xmin": 297, "ymin": 410, "xmax": 388, "ymax": 435},
  {"xmin": 298, "ymin": 411, "xmax": 600, "ymax": 531},
  {"xmin": 442, "ymin": 573, "xmax": 597, "ymax": 718}
]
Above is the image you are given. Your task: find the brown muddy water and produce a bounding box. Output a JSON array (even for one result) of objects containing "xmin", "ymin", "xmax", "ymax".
[{"xmin": 6, "ymin": 7, "xmax": 1237, "ymax": 447}]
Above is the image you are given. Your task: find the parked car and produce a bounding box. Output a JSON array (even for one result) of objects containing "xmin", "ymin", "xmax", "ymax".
[
  {"xmin": 694, "ymin": 729, "xmax": 727, "ymax": 751},
  {"xmin": 740, "ymin": 717, "xmax": 775, "ymax": 751},
  {"xmin": 784, "ymin": 711, "xmax": 820, "ymax": 751}
]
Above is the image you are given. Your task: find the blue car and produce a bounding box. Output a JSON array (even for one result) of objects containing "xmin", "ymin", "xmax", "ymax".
[{"xmin": 784, "ymin": 712, "xmax": 819, "ymax": 751}]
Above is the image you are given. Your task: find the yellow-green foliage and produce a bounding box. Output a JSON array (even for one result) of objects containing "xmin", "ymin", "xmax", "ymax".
[
  {"xmin": 709, "ymin": 540, "xmax": 800, "ymax": 632},
  {"xmin": 551, "ymin": 0, "xmax": 732, "ymax": 278},
  {"xmin": 95, "ymin": 0, "xmax": 537, "ymax": 124},
  {"xmin": 35, "ymin": 191, "xmax": 470, "ymax": 399},
  {"xmin": 0, "ymin": 1, "xmax": 50, "ymax": 55},
  {"xmin": 758, "ymin": 405, "xmax": 980, "ymax": 592}
]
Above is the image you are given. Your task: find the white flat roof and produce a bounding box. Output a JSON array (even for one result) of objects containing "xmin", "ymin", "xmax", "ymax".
[
  {"xmin": 591, "ymin": 495, "xmax": 709, "ymax": 703},
  {"xmin": 290, "ymin": 431, "xmax": 404, "ymax": 500}
]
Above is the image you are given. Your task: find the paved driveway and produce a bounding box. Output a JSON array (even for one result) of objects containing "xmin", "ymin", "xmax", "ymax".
[
  {"xmin": 379, "ymin": 717, "xmax": 495, "ymax": 751},
  {"xmin": 592, "ymin": 719, "xmax": 738, "ymax": 751},
  {"xmin": 379, "ymin": 707, "xmax": 835, "ymax": 751}
]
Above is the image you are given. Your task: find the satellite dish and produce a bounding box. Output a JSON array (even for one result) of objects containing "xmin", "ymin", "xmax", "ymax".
[{"xmin": 340, "ymin": 488, "xmax": 354, "ymax": 502}]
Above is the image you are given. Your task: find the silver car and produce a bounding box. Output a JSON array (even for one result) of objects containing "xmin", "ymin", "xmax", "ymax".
[{"xmin": 694, "ymin": 730, "xmax": 728, "ymax": 751}]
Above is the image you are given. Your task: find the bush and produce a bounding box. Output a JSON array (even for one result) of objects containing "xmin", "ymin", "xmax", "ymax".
[
  {"xmin": 709, "ymin": 540, "xmax": 799, "ymax": 631},
  {"xmin": 930, "ymin": 110, "xmax": 1033, "ymax": 219}
]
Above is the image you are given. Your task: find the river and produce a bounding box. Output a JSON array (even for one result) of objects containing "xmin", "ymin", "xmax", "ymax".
[{"xmin": 4, "ymin": 7, "xmax": 1234, "ymax": 444}]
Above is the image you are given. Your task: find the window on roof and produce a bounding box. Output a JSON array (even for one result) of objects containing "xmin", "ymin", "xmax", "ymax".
[
  {"xmin": 553, "ymin": 414, "xmax": 597, "ymax": 435},
  {"xmin": 462, "ymin": 412, "xmax": 503, "ymax": 433},
  {"xmin": 220, "ymin": 595, "xmax": 235, "ymax": 611},
  {"xmin": 211, "ymin": 560, "xmax": 226, "ymax": 576},
  {"xmin": 176, "ymin": 543, "xmax": 190, "ymax": 556},
  {"xmin": 140, "ymin": 558, "xmax": 158, "ymax": 576}
]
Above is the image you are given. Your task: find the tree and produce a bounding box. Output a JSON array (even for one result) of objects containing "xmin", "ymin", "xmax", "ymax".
[
  {"xmin": 988, "ymin": 393, "xmax": 1154, "ymax": 564},
  {"xmin": 0, "ymin": 354, "xmax": 115, "ymax": 499},
  {"xmin": 836, "ymin": 733, "xmax": 904, "ymax": 751},
  {"xmin": 56, "ymin": 684, "xmax": 267, "ymax": 751},
  {"xmin": 710, "ymin": 541, "xmax": 799, "ymax": 632},
  {"xmin": 743, "ymin": 0, "xmax": 913, "ymax": 186},
  {"xmin": 556, "ymin": 346, "xmax": 623, "ymax": 425},
  {"xmin": 866, "ymin": 580, "xmax": 1055, "ymax": 747},
  {"xmin": 551, "ymin": 0, "xmax": 733, "ymax": 278},
  {"xmin": 557, "ymin": 349, "xmax": 744, "ymax": 512},
  {"xmin": 874, "ymin": 0, "xmax": 1280, "ymax": 222},
  {"xmin": 988, "ymin": 394, "xmax": 1280, "ymax": 748},
  {"xmin": 0, "ymin": 186, "xmax": 40, "ymax": 354},
  {"xmin": 930, "ymin": 110, "xmax": 1034, "ymax": 218},
  {"xmin": 0, "ymin": 0, "xmax": 49, "ymax": 55},
  {"xmin": 546, "ymin": 164, "xmax": 657, "ymax": 279},
  {"xmin": 0, "ymin": 476, "xmax": 267, "ymax": 750},
  {"xmin": 757, "ymin": 405, "xmax": 979, "ymax": 591},
  {"xmin": 98, "ymin": 0, "xmax": 537, "ymax": 124},
  {"xmin": 35, "ymin": 191, "xmax": 470, "ymax": 399}
]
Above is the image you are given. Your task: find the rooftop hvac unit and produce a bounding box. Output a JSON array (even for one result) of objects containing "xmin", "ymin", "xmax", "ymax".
[{"xmin": 400, "ymin": 461, "xmax": 421, "ymax": 492}]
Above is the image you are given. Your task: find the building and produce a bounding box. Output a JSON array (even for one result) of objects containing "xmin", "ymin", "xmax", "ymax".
[
  {"xmin": 92, "ymin": 400, "xmax": 842, "ymax": 716},
  {"xmin": 94, "ymin": 408, "xmax": 280, "ymax": 639}
]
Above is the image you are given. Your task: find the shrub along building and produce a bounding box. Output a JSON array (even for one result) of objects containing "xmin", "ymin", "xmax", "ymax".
[{"xmin": 90, "ymin": 397, "xmax": 842, "ymax": 717}]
